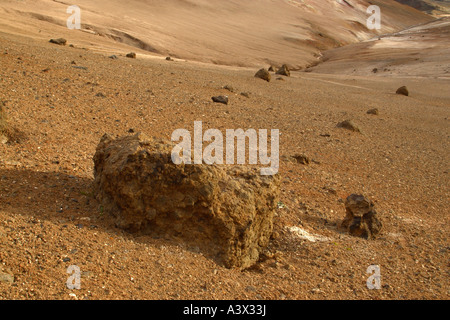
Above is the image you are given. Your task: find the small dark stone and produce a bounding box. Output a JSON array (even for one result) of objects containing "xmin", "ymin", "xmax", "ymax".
[
  {"xmin": 72, "ymin": 66, "xmax": 88, "ymax": 70},
  {"xmin": 62, "ymin": 257, "xmax": 71, "ymax": 262},
  {"xmin": 367, "ymin": 108, "xmax": 379, "ymax": 115},
  {"xmin": 396, "ymin": 86, "xmax": 409, "ymax": 96},
  {"xmin": 126, "ymin": 52, "xmax": 136, "ymax": 59},
  {"xmin": 276, "ymin": 64, "xmax": 290, "ymax": 77},
  {"xmin": 337, "ymin": 120, "xmax": 361, "ymax": 133},
  {"xmin": 292, "ymin": 154, "xmax": 310, "ymax": 165},
  {"xmin": 254, "ymin": 68, "xmax": 271, "ymax": 82},
  {"xmin": 223, "ymin": 85, "xmax": 234, "ymax": 92},
  {"xmin": 109, "ymin": 55, "xmax": 118, "ymax": 59},
  {"xmin": 212, "ymin": 96, "xmax": 229, "ymax": 105},
  {"xmin": 49, "ymin": 38, "xmax": 67, "ymax": 45}
]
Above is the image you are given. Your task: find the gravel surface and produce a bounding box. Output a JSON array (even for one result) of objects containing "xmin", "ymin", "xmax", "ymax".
[{"xmin": 0, "ymin": 31, "xmax": 449, "ymax": 300}]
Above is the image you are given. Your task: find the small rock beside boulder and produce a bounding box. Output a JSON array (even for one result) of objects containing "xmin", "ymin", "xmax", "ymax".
[
  {"xmin": 341, "ymin": 194, "xmax": 382, "ymax": 239},
  {"xmin": 254, "ymin": 68, "xmax": 271, "ymax": 82},
  {"xmin": 396, "ymin": 86, "xmax": 409, "ymax": 96},
  {"xmin": 126, "ymin": 52, "xmax": 136, "ymax": 59}
]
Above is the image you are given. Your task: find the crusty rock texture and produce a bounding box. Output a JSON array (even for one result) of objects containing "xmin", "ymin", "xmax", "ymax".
[
  {"xmin": 93, "ymin": 132, "xmax": 280, "ymax": 268},
  {"xmin": 341, "ymin": 194, "xmax": 383, "ymax": 239}
]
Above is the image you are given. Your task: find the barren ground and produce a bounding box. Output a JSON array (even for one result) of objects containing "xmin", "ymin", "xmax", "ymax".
[{"xmin": 0, "ymin": 1, "xmax": 449, "ymax": 301}]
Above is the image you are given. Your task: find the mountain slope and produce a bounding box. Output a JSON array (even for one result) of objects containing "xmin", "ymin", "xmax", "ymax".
[
  {"xmin": 395, "ymin": 0, "xmax": 450, "ymax": 16},
  {"xmin": 0, "ymin": 0, "xmax": 434, "ymax": 68}
]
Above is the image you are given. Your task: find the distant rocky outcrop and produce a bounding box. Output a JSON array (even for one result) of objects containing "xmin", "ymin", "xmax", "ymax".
[
  {"xmin": 93, "ymin": 133, "xmax": 280, "ymax": 268},
  {"xmin": 341, "ymin": 194, "xmax": 382, "ymax": 239}
]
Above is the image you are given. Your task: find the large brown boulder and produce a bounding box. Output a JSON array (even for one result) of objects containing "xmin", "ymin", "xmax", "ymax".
[
  {"xmin": 93, "ymin": 133, "xmax": 280, "ymax": 268},
  {"xmin": 341, "ymin": 194, "xmax": 382, "ymax": 239}
]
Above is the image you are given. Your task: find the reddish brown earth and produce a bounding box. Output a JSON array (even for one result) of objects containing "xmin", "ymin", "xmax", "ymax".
[{"xmin": 0, "ymin": 1, "xmax": 449, "ymax": 300}]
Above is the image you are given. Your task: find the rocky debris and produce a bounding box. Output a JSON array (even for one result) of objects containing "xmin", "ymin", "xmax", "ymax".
[
  {"xmin": 0, "ymin": 266, "xmax": 14, "ymax": 284},
  {"xmin": 212, "ymin": 95, "xmax": 229, "ymax": 105},
  {"xmin": 72, "ymin": 66, "xmax": 88, "ymax": 71},
  {"xmin": 49, "ymin": 38, "xmax": 67, "ymax": 45},
  {"xmin": 396, "ymin": 86, "xmax": 409, "ymax": 96},
  {"xmin": 337, "ymin": 120, "xmax": 361, "ymax": 133},
  {"xmin": 367, "ymin": 108, "xmax": 379, "ymax": 115},
  {"xmin": 268, "ymin": 65, "xmax": 275, "ymax": 72},
  {"xmin": 276, "ymin": 64, "xmax": 290, "ymax": 77},
  {"xmin": 126, "ymin": 52, "xmax": 136, "ymax": 59},
  {"xmin": 282, "ymin": 154, "xmax": 310, "ymax": 165},
  {"xmin": 0, "ymin": 100, "xmax": 9, "ymax": 144},
  {"xmin": 372, "ymin": 68, "xmax": 378, "ymax": 73},
  {"xmin": 276, "ymin": 77, "xmax": 285, "ymax": 81},
  {"xmin": 93, "ymin": 133, "xmax": 281, "ymax": 268},
  {"xmin": 240, "ymin": 92, "xmax": 250, "ymax": 98},
  {"xmin": 254, "ymin": 68, "xmax": 271, "ymax": 82},
  {"xmin": 223, "ymin": 85, "xmax": 234, "ymax": 93},
  {"xmin": 109, "ymin": 55, "xmax": 118, "ymax": 59},
  {"xmin": 166, "ymin": 56, "xmax": 174, "ymax": 61},
  {"xmin": 292, "ymin": 154, "xmax": 310, "ymax": 165},
  {"xmin": 341, "ymin": 194, "xmax": 382, "ymax": 239}
]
